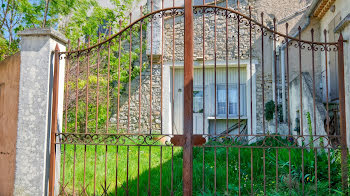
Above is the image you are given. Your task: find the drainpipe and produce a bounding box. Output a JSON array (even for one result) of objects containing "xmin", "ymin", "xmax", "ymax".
[
  {"xmin": 280, "ymin": 45, "xmax": 287, "ymax": 122},
  {"xmin": 272, "ymin": 43, "xmax": 280, "ymax": 107},
  {"xmin": 272, "ymin": 43, "xmax": 276, "ymax": 103}
]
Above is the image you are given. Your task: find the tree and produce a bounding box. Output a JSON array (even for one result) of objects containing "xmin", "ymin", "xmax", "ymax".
[
  {"xmin": 61, "ymin": 0, "xmax": 146, "ymax": 133},
  {"xmin": 0, "ymin": 0, "xmax": 12, "ymax": 30},
  {"xmin": 0, "ymin": 0, "xmax": 135, "ymax": 60},
  {"xmin": 0, "ymin": 0, "xmax": 19, "ymax": 60},
  {"xmin": 0, "ymin": 0, "xmax": 144, "ymax": 133}
]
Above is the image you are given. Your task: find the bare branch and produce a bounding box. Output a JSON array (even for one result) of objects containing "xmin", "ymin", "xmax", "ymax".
[
  {"xmin": 42, "ymin": 0, "xmax": 50, "ymax": 27},
  {"xmin": 0, "ymin": 0, "xmax": 12, "ymax": 30}
]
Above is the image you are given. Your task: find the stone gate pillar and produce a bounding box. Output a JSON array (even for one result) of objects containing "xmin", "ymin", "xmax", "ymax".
[{"xmin": 14, "ymin": 28, "xmax": 67, "ymax": 195}]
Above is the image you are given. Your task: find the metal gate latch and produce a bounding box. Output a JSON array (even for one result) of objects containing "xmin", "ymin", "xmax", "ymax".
[{"xmin": 170, "ymin": 135, "xmax": 206, "ymax": 146}]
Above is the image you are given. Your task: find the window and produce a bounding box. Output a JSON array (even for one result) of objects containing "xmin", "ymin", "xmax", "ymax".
[
  {"xmin": 216, "ymin": 84, "xmax": 246, "ymax": 116},
  {"xmin": 193, "ymin": 89, "xmax": 203, "ymax": 113}
]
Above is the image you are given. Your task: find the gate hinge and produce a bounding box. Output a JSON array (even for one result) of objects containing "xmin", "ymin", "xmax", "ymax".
[{"xmin": 170, "ymin": 135, "xmax": 206, "ymax": 146}]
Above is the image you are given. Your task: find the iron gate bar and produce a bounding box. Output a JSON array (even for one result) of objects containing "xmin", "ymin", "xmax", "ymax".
[
  {"xmin": 260, "ymin": 12, "xmax": 267, "ymax": 195},
  {"xmin": 202, "ymin": 1, "xmax": 206, "ymax": 193},
  {"xmin": 149, "ymin": 3, "xmax": 154, "ymax": 194},
  {"xmin": 202, "ymin": 0, "xmax": 206, "ymax": 137},
  {"xmin": 297, "ymin": 26, "xmax": 305, "ymax": 195},
  {"xmin": 128, "ymin": 13, "xmax": 132, "ymax": 135},
  {"xmin": 311, "ymin": 28, "xmax": 318, "ymax": 194},
  {"xmin": 172, "ymin": 0, "xmax": 175, "ymax": 136},
  {"xmin": 285, "ymin": 23, "xmax": 292, "ymax": 194},
  {"xmin": 237, "ymin": 5, "xmax": 242, "ymax": 195},
  {"xmin": 338, "ymin": 33, "xmax": 348, "ymax": 194},
  {"xmin": 72, "ymin": 38, "xmax": 81, "ymax": 194},
  {"xmin": 149, "ymin": 1, "xmax": 153, "ymax": 136},
  {"xmin": 225, "ymin": 2, "xmax": 229, "ymax": 193},
  {"xmin": 86, "ymin": 37, "xmax": 90, "ymax": 135},
  {"xmin": 138, "ymin": 7, "xmax": 143, "ymax": 195},
  {"xmin": 115, "ymin": 145, "xmax": 118, "ymax": 195},
  {"xmin": 105, "ymin": 26, "xmax": 112, "ymax": 195},
  {"xmin": 75, "ymin": 39, "xmax": 80, "ymax": 135},
  {"xmin": 161, "ymin": 0, "xmax": 164, "ymax": 137},
  {"xmin": 48, "ymin": 44, "xmax": 60, "ymax": 196},
  {"xmin": 82, "ymin": 37, "xmax": 90, "ymax": 195},
  {"xmin": 183, "ymin": 0, "xmax": 193, "ymax": 195},
  {"xmin": 214, "ymin": 1, "xmax": 217, "ymax": 193},
  {"xmin": 96, "ymin": 34, "xmax": 101, "ymax": 135},
  {"xmin": 249, "ymin": 7, "xmax": 254, "ymax": 195},
  {"xmin": 324, "ymin": 29, "xmax": 332, "ymax": 193},
  {"xmin": 61, "ymin": 40, "xmax": 70, "ymax": 196},
  {"xmin": 139, "ymin": 6, "xmax": 143, "ymax": 136},
  {"xmin": 273, "ymin": 18, "xmax": 279, "ymax": 192},
  {"xmin": 117, "ymin": 20, "xmax": 122, "ymax": 135}
]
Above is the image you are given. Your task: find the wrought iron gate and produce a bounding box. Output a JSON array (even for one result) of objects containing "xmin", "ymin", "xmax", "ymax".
[{"xmin": 49, "ymin": 1, "xmax": 348, "ymax": 195}]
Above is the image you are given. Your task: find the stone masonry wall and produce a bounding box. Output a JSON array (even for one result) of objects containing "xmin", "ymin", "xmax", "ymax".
[
  {"xmin": 112, "ymin": 63, "xmax": 162, "ymax": 133},
  {"xmin": 163, "ymin": 1, "xmax": 274, "ymax": 133},
  {"xmin": 111, "ymin": 0, "xmax": 313, "ymax": 135},
  {"xmin": 110, "ymin": 27, "xmax": 163, "ymax": 133}
]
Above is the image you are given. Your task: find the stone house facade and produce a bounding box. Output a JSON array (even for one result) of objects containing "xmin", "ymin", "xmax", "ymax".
[
  {"xmin": 287, "ymin": 0, "xmax": 350, "ymax": 146},
  {"xmin": 111, "ymin": 0, "xmax": 349, "ymax": 144},
  {"xmin": 111, "ymin": 0, "xmax": 320, "ymax": 137}
]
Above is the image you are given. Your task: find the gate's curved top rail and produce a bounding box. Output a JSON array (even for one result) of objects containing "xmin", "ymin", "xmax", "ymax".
[{"xmin": 59, "ymin": 5, "xmax": 340, "ymax": 55}]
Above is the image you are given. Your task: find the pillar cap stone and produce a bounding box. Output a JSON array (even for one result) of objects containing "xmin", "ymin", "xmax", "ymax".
[{"xmin": 18, "ymin": 28, "xmax": 68, "ymax": 44}]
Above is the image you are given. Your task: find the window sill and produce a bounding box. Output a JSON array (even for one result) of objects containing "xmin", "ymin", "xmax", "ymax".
[{"xmin": 207, "ymin": 116, "xmax": 248, "ymax": 120}]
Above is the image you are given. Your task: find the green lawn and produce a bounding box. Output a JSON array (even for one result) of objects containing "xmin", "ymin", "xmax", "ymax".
[{"xmin": 60, "ymin": 137, "xmax": 344, "ymax": 195}]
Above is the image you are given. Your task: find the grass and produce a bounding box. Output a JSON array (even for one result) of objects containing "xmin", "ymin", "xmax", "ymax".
[{"xmin": 60, "ymin": 137, "xmax": 344, "ymax": 195}]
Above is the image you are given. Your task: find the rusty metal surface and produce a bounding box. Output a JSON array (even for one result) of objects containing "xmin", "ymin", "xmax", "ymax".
[
  {"xmin": 48, "ymin": 44, "xmax": 60, "ymax": 196},
  {"xmin": 337, "ymin": 34, "xmax": 348, "ymax": 194},
  {"xmin": 170, "ymin": 135, "xmax": 185, "ymax": 146},
  {"xmin": 170, "ymin": 135, "xmax": 206, "ymax": 147},
  {"xmin": 183, "ymin": 0, "xmax": 194, "ymax": 194}
]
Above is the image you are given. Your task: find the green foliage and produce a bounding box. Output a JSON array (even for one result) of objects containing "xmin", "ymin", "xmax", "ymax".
[
  {"xmin": 0, "ymin": 36, "xmax": 19, "ymax": 60},
  {"xmin": 294, "ymin": 114, "xmax": 300, "ymax": 134},
  {"xmin": 48, "ymin": 0, "xmax": 145, "ymax": 133},
  {"xmin": 17, "ymin": 0, "xmax": 96, "ymax": 28},
  {"xmin": 306, "ymin": 112, "xmax": 314, "ymax": 149},
  {"xmin": 265, "ymin": 100, "xmax": 275, "ymax": 121},
  {"xmin": 62, "ymin": 137, "xmax": 344, "ymax": 195},
  {"xmin": 0, "ymin": 0, "xmax": 139, "ymax": 60},
  {"xmin": 1, "ymin": 0, "xmax": 145, "ymax": 132},
  {"xmin": 265, "ymin": 100, "xmax": 283, "ymax": 122}
]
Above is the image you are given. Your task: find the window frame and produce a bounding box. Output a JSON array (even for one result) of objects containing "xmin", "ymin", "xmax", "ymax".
[{"xmin": 216, "ymin": 83, "xmax": 246, "ymax": 117}]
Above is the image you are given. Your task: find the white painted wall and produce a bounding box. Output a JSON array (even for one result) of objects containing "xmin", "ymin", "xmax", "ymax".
[{"xmin": 318, "ymin": 0, "xmax": 350, "ymax": 146}]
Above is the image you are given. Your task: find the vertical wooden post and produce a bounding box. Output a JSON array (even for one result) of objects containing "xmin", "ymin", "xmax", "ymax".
[
  {"xmin": 338, "ymin": 33, "xmax": 348, "ymax": 194},
  {"xmin": 49, "ymin": 44, "xmax": 60, "ymax": 196},
  {"xmin": 183, "ymin": 0, "xmax": 194, "ymax": 195}
]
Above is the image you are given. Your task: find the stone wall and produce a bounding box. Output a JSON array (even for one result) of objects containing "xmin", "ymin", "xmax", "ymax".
[
  {"xmin": 110, "ymin": 27, "xmax": 163, "ymax": 134},
  {"xmin": 112, "ymin": 0, "xmax": 316, "ymax": 135},
  {"xmin": 112, "ymin": 62, "xmax": 163, "ymax": 133},
  {"xmin": 162, "ymin": 2, "xmax": 274, "ymax": 134},
  {"xmin": 163, "ymin": 3, "xmax": 254, "ymax": 62}
]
